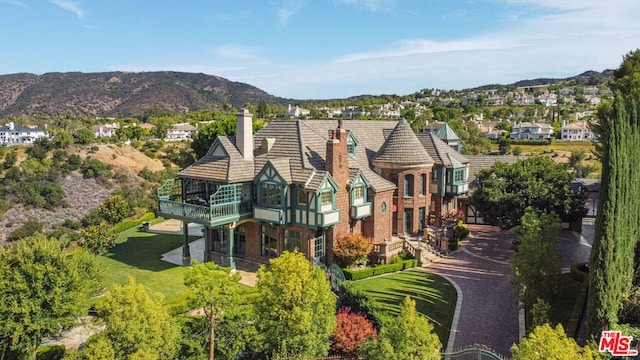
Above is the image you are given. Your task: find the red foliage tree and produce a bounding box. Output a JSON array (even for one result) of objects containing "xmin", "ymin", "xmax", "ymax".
[{"xmin": 330, "ymin": 307, "xmax": 377, "ymax": 355}]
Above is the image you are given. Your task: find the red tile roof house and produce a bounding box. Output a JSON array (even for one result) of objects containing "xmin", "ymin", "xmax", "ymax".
[{"xmin": 157, "ymin": 110, "xmax": 471, "ymax": 268}]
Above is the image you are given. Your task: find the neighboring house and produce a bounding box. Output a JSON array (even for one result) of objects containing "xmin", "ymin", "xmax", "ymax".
[
  {"xmin": 284, "ymin": 104, "xmax": 311, "ymax": 118},
  {"xmin": 165, "ymin": 123, "xmax": 196, "ymax": 142},
  {"xmin": 561, "ymin": 120, "xmax": 595, "ymax": 141},
  {"xmin": 0, "ymin": 122, "xmax": 47, "ymax": 145},
  {"xmin": 92, "ymin": 123, "xmax": 119, "ymax": 138},
  {"xmin": 157, "ymin": 112, "xmax": 471, "ymax": 268},
  {"xmin": 509, "ymin": 121, "xmax": 554, "ymax": 140},
  {"xmin": 477, "ymin": 121, "xmax": 506, "ymax": 140}
]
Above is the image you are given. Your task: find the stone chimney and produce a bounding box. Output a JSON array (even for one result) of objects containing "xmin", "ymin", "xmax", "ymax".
[
  {"xmin": 8, "ymin": 122, "xmax": 14, "ymax": 131},
  {"xmin": 236, "ymin": 109, "xmax": 253, "ymax": 160}
]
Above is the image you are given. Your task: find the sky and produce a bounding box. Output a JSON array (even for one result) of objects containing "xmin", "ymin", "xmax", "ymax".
[{"xmin": 0, "ymin": 1, "xmax": 639, "ymax": 99}]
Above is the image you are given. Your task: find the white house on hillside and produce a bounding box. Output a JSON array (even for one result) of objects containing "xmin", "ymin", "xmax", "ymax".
[
  {"xmin": 0, "ymin": 122, "xmax": 47, "ymax": 145},
  {"xmin": 284, "ymin": 104, "xmax": 311, "ymax": 118},
  {"xmin": 165, "ymin": 123, "xmax": 197, "ymax": 142},
  {"xmin": 509, "ymin": 121, "xmax": 554, "ymax": 140},
  {"xmin": 561, "ymin": 120, "xmax": 595, "ymax": 141}
]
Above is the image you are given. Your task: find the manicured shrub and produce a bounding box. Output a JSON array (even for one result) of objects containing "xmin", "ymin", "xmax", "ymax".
[
  {"xmin": 372, "ymin": 263, "xmax": 403, "ymax": 276},
  {"xmin": 402, "ymin": 259, "xmax": 418, "ymax": 270},
  {"xmin": 343, "ymin": 268, "xmax": 374, "ymax": 280}
]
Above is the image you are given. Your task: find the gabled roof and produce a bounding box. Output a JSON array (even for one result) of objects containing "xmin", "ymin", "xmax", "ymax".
[
  {"xmin": 177, "ymin": 136, "xmax": 254, "ymax": 182},
  {"xmin": 373, "ymin": 118, "xmax": 434, "ymax": 166},
  {"xmin": 416, "ymin": 132, "xmax": 468, "ymax": 168}
]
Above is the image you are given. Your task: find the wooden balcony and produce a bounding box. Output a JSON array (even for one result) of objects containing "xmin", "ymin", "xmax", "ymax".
[
  {"xmin": 254, "ymin": 206, "xmax": 285, "ymax": 224},
  {"xmin": 157, "ymin": 180, "xmax": 251, "ymax": 227}
]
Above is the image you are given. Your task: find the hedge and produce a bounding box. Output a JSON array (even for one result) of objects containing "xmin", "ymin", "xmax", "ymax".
[
  {"xmin": 343, "ymin": 268, "xmax": 375, "ymax": 280},
  {"xmin": 343, "ymin": 259, "xmax": 417, "ymax": 280},
  {"xmin": 373, "ymin": 263, "xmax": 404, "ymax": 276},
  {"xmin": 106, "ymin": 211, "xmax": 156, "ymax": 235}
]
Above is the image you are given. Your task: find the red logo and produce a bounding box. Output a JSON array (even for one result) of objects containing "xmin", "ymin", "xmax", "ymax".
[{"xmin": 599, "ymin": 331, "xmax": 638, "ymax": 356}]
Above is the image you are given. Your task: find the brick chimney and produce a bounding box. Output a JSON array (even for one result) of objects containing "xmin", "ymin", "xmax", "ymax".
[
  {"xmin": 326, "ymin": 122, "xmax": 350, "ymax": 263},
  {"xmin": 236, "ymin": 109, "xmax": 253, "ymax": 160}
]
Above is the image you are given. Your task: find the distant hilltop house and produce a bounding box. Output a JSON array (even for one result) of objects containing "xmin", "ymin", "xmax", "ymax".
[
  {"xmin": 509, "ymin": 121, "xmax": 554, "ymax": 140},
  {"xmin": 477, "ymin": 121, "xmax": 507, "ymax": 140},
  {"xmin": 284, "ymin": 104, "xmax": 311, "ymax": 118},
  {"xmin": 0, "ymin": 122, "xmax": 47, "ymax": 145},
  {"xmin": 92, "ymin": 123, "xmax": 120, "ymax": 138},
  {"xmin": 561, "ymin": 120, "xmax": 596, "ymax": 141},
  {"xmin": 165, "ymin": 123, "xmax": 197, "ymax": 142}
]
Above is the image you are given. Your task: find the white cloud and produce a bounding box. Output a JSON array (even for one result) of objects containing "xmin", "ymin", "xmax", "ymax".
[
  {"xmin": 215, "ymin": 44, "xmax": 261, "ymax": 60},
  {"xmin": 0, "ymin": 0, "xmax": 26, "ymax": 6},
  {"xmin": 275, "ymin": 0, "xmax": 304, "ymax": 25},
  {"xmin": 335, "ymin": 0, "xmax": 397, "ymax": 12},
  {"xmin": 228, "ymin": 1, "xmax": 640, "ymax": 98},
  {"xmin": 215, "ymin": 11, "xmax": 251, "ymax": 21},
  {"xmin": 50, "ymin": 0, "xmax": 85, "ymax": 19}
]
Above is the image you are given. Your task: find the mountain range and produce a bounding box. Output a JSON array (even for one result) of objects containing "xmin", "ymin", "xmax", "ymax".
[{"xmin": 0, "ymin": 70, "xmax": 614, "ymax": 118}]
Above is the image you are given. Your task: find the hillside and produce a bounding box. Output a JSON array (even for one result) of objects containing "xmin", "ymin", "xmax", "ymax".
[
  {"xmin": 0, "ymin": 71, "xmax": 289, "ymax": 118},
  {"xmin": 0, "ymin": 144, "xmax": 166, "ymax": 242}
]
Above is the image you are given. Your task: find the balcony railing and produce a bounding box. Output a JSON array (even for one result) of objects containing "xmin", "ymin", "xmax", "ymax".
[{"xmin": 157, "ymin": 180, "xmax": 251, "ymax": 226}]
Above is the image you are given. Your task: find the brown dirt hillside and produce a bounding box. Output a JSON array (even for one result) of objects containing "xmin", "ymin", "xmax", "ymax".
[{"xmin": 67, "ymin": 144, "xmax": 165, "ymax": 173}]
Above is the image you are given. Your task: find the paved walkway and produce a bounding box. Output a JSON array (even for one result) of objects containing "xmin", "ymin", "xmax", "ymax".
[{"xmin": 425, "ymin": 225, "xmax": 520, "ymax": 358}]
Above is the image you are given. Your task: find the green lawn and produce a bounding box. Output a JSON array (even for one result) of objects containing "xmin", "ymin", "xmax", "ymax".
[
  {"xmin": 348, "ymin": 268, "xmax": 457, "ymax": 347},
  {"xmin": 95, "ymin": 225, "xmax": 200, "ymax": 301}
]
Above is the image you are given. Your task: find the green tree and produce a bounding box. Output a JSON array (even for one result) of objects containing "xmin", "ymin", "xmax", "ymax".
[
  {"xmin": 98, "ymin": 194, "xmax": 131, "ymax": 224},
  {"xmin": 510, "ymin": 207, "xmax": 562, "ymax": 307},
  {"xmin": 191, "ymin": 115, "xmax": 236, "ymax": 158},
  {"xmin": 94, "ymin": 277, "xmax": 181, "ymax": 360},
  {"xmin": 588, "ymin": 92, "xmax": 640, "ymax": 338},
  {"xmin": 53, "ymin": 131, "xmax": 74, "ymax": 148},
  {"xmin": 360, "ymin": 296, "xmax": 441, "ymax": 360},
  {"xmin": 254, "ymin": 251, "xmax": 336, "ymax": 358},
  {"xmin": 73, "ymin": 128, "xmax": 96, "ymax": 145},
  {"xmin": 3, "ymin": 149, "xmax": 17, "ymax": 169},
  {"xmin": 0, "ymin": 235, "xmax": 101, "ymax": 359},
  {"xmin": 256, "ymin": 100, "xmax": 269, "ymax": 118},
  {"xmin": 497, "ymin": 133, "xmax": 511, "ymax": 154},
  {"xmin": 80, "ymin": 222, "xmax": 117, "ymax": 255},
  {"xmin": 469, "ymin": 156, "xmax": 587, "ymax": 229},
  {"xmin": 510, "ymin": 324, "xmax": 596, "ymax": 359},
  {"xmin": 183, "ymin": 261, "xmax": 243, "ymax": 360}
]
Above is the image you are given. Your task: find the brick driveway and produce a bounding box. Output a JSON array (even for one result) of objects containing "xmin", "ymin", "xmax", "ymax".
[{"xmin": 425, "ymin": 225, "xmax": 520, "ymax": 358}]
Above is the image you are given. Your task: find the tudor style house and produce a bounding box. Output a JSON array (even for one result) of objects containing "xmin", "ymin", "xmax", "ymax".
[{"xmin": 157, "ymin": 111, "xmax": 470, "ymax": 267}]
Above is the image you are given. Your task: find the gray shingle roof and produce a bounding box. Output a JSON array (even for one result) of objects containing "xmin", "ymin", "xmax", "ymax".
[
  {"xmin": 416, "ymin": 132, "xmax": 469, "ymax": 167},
  {"xmin": 179, "ymin": 119, "xmax": 470, "ymax": 194},
  {"xmin": 372, "ymin": 118, "xmax": 434, "ymax": 166},
  {"xmin": 464, "ymin": 154, "xmax": 523, "ymax": 187}
]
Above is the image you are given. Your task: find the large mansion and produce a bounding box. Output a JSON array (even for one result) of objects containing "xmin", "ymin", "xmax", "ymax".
[{"xmin": 157, "ymin": 111, "xmax": 470, "ymax": 267}]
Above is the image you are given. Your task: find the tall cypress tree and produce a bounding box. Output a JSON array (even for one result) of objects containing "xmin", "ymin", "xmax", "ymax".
[{"xmin": 587, "ymin": 90, "xmax": 640, "ymax": 339}]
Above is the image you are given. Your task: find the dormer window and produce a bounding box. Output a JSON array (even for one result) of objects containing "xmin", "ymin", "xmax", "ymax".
[
  {"xmin": 321, "ymin": 191, "xmax": 332, "ymax": 206},
  {"xmin": 260, "ymin": 183, "xmax": 281, "ymax": 207},
  {"xmin": 346, "ymin": 131, "xmax": 358, "ymax": 157}
]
